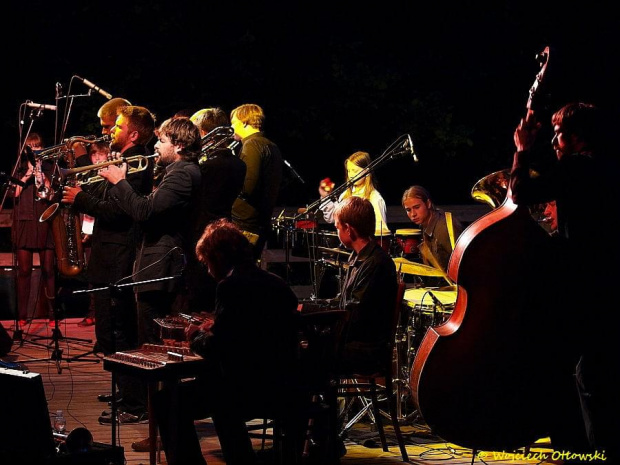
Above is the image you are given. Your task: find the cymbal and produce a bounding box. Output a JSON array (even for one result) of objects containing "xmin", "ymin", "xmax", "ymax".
[
  {"xmin": 321, "ymin": 259, "xmax": 350, "ymax": 269},
  {"xmin": 318, "ymin": 246, "xmax": 350, "ymax": 256},
  {"xmin": 393, "ymin": 257, "xmax": 446, "ymax": 277}
]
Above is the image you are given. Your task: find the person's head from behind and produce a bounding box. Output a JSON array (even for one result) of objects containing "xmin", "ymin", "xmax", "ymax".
[
  {"xmin": 230, "ymin": 103, "xmax": 264, "ymax": 139},
  {"xmin": 154, "ymin": 117, "xmax": 201, "ymax": 165},
  {"xmin": 98, "ymin": 98, "xmax": 131, "ymax": 135},
  {"xmin": 110, "ymin": 105, "xmax": 155, "ymax": 152},
  {"xmin": 196, "ymin": 218, "xmax": 255, "ymax": 282},
  {"xmin": 334, "ymin": 196, "xmax": 375, "ymax": 249},
  {"xmin": 551, "ymin": 102, "xmax": 601, "ymax": 160},
  {"xmin": 190, "ymin": 108, "xmax": 230, "ymax": 137},
  {"xmin": 344, "ymin": 151, "xmax": 375, "ymax": 195},
  {"xmin": 402, "ymin": 185, "xmax": 436, "ymax": 227},
  {"xmin": 88, "ymin": 141, "xmax": 110, "ymax": 165}
]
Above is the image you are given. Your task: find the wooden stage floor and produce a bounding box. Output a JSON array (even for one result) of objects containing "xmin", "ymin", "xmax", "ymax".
[{"xmin": 1, "ymin": 318, "xmax": 556, "ymax": 465}]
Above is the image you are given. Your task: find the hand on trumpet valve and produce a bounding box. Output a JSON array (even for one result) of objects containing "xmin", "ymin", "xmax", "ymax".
[
  {"xmin": 97, "ymin": 153, "xmax": 127, "ymax": 185},
  {"xmin": 319, "ymin": 177, "xmax": 335, "ymax": 197}
]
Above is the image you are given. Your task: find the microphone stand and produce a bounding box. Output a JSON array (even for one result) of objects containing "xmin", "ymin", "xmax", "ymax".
[
  {"xmin": 72, "ymin": 274, "xmax": 180, "ymax": 455},
  {"xmin": 293, "ymin": 134, "xmax": 417, "ymax": 221}
]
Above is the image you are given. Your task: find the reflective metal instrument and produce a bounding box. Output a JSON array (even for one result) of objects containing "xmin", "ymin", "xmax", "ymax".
[
  {"xmin": 59, "ymin": 154, "xmax": 157, "ymax": 186},
  {"xmin": 36, "ymin": 135, "xmax": 110, "ymax": 162},
  {"xmin": 33, "ymin": 158, "xmax": 52, "ymax": 201},
  {"xmin": 471, "ymin": 168, "xmax": 539, "ymax": 209},
  {"xmin": 198, "ymin": 126, "xmax": 239, "ymax": 164}
]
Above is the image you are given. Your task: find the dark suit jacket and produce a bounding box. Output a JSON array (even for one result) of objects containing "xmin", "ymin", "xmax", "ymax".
[
  {"xmin": 190, "ymin": 263, "xmax": 299, "ymax": 411},
  {"xmin": 108, "ymin": 159, "xmax": 201, "ymax": 292},
  {"xmin": 73, "ymin": 145, "xmax": 153, "ymax": 283},
  {"xmin": 192, "ymin": 149, "xmax": 246, "ymax": 242}
]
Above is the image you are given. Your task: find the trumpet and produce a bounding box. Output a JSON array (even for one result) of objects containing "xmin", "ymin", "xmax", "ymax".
[{"xmin": 59, "ymin": 154, "xmax": 157, "ymax": 186}]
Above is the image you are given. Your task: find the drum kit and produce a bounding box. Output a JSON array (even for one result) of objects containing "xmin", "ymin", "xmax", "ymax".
[
  {"xmin": 271, "ymin": 214, "xmax": 456, "ymax": 424},
  {"xmin": 392, "ymin": 258, "xmax": 457, "ymax": 424}
]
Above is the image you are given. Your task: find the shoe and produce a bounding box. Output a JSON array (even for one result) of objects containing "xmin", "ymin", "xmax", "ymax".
[
  {"xmin": 78, "ymin": 317, "xmax": 95, "ymax": 327},
  {"xmin": 131, "ymin": 436, "xmax": 162, "ymax": 452},
  {"xmin": 98, "ymin": 411, "xmax": 149, "ymax": 425},
  {"xmin": 97, "ymin": 392, "xmax": 120, "ymax": 402}
]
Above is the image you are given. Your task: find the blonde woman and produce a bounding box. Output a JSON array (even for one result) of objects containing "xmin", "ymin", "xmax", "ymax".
[{"xmin": 319, "ymin": 151, "xmax": 391, "ymax": 239}]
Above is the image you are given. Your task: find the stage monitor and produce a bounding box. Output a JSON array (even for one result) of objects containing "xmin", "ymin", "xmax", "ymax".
[{"xmin": 0, "ymin": 367, "xmax": 56, "ymax": 463}]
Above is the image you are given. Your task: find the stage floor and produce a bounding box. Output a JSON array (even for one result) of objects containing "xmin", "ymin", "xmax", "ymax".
[{"xmin": 1, "ymin": 318, "xmax": 555, "ymax": 464}]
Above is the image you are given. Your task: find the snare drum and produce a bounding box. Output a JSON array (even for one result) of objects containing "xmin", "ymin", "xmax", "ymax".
[
  {"xmin": 394, "ymin": 228, "xmax": 422, "ymax": 258},
  {"xmin": 403, "ymin": 287, "xmax": 456, "ymax": 316}
]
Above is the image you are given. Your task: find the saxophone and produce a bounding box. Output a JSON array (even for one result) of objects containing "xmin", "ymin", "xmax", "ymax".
[
  {"xmin": 37, "ymin": 136, "xmax": 105, "ymax": 277},
  {"xmin": 40, "ymin": 201, "xmax": 84, "ymax": 277}
]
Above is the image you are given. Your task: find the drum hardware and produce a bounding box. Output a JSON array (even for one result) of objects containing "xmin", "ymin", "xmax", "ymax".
[
  {"xmin": 317, "ymin": 246, "xmax": 350, "ymax": 256},
  {"xmin": 392, "ymin": 286, "xmax": 457, "ymax": 424},
  {"xmin": 392, "ymin": 228, "xmax": 422, "ymax": 260},
  {"xmin": 393, "ymin": 257, "xmax": 447, "ymax": 278}
]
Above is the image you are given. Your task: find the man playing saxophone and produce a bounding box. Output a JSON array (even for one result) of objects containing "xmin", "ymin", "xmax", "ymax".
[{"xmin": 62, "ymin": 105, "xmax": 155, "ymax": 425}]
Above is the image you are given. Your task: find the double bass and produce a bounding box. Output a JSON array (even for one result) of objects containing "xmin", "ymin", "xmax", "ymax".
[{"xmin": 410, "ymin": 47, "xmax": 562, "ymax": 451}]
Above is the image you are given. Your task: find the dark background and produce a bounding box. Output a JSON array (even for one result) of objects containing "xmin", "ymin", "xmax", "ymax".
[{"xmin": 1, "ymin": 1, "xmax": 618, "ymax": 210}]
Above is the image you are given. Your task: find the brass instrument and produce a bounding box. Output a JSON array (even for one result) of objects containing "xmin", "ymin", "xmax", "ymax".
[
  {"xmin": 36, "ymin": 135, "xmax": 110, "ymax": 162},
  {"xmin": 198, "ymin": 126, "xmax": 239, "ymax": 165},
  {"xmin": 33, "ymin": 158, "xmax": 52, "ymax": 201},
  {"xmin": 59, "ymin": 154, "xmax": 157, "ymax": 186},
  {"xmin": 40, "ymin": 202, "xmax": 84, "ymax": 277},
  {"xmin": 471, "ymin": 168, "xmax": 539, "ymax": 209},
  {"xmin": 36, "ymin": 135, "xmax": 110, "ymax": 277}
]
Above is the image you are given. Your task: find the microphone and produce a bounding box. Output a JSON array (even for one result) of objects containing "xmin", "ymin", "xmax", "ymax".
[
  {"xmin": 25, "ymin": 101, "xmax": 57, "ymax": 111},
  {"xmin": 427, "ymin": 290, "xmax": 446, "ymax": 312},
  {"xmin": 392, "ymin": 134, "xmax": 418, "ymax": 161},
  {"xmin": 74, "ymin": 76, "xmax": 113, "ymax": 100},
  {"xmin": 283, "ymin": 159, "xmax": 305, "ymax": 184},
  {"xmin": 407, "ymin": 134, "xmax": 419, "ymax": 163}
]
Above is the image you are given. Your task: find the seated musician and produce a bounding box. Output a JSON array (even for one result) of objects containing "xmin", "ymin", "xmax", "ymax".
[
  {"xmin": 302, "ymin": 196, "xmax": 398, "ymax": 459},
  {"xmin": 303, "ymin": 197, "xmax": 398, "ymax": 370},
  {"xmin": 401, "ymin": 185, "xmax": 464, "ymax": 272},
  {"xmin": 151, "ymin": 218, "xmax": 300, "ymax": 465}
]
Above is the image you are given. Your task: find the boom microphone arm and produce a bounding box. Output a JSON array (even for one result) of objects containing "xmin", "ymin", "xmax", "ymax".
[{"xmin": 295, "ymin": 134, "xmax": 418, "ymax": 220}]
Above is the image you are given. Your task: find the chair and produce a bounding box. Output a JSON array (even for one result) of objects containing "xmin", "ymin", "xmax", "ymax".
[
  {"xmin": 331, "ymin": 278, "xmax": 410, "ymax": 462},
  {"xmin": 246, "ymin": 309, "xmax": 350, "ymax": 465}
]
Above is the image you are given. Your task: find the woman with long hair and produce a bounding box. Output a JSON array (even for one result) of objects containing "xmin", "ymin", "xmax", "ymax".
[{"xmin": 319, "ymin": 151, "xmax": 391, "ymax": 238}]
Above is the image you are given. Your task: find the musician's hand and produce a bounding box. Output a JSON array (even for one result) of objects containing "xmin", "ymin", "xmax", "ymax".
[
  {"xmin": 99, "ymin": 162, "xmax": 126, "ymax": 185},
  {"xmin": 514, "ymin": 113, "xmax": 541, "ymax": 152},
  {"xmin": 62, "ymin": 185, "xmax": 82, "ymax": 204}
]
